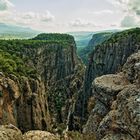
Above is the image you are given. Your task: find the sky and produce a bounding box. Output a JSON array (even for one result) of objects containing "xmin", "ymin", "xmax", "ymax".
[{"xmin": 0, "ymin": 0, "xmax": 140, "ymax": 32}]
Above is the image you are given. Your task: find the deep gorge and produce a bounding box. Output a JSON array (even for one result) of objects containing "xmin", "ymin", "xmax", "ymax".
[{"xmin": 0, "ymin": 28, "xmax": 140, "ymax": 140}]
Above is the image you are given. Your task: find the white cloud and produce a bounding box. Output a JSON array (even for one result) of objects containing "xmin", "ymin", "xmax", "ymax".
[
  {"xmin": 128, "ymin": 0, "xmax": 140, "ymax": 16},
  {"xmin": 107, "ymin": 0, "xmax": 140, "ymax": 27},
  {"xmin": 89, "ymin": 10, "xmax": 114, "ymax": 15},
  {"xmin": 0, "ymin": 10, "xmax": 55, "ymax": 28},
  {"xmin": 21, "ymin": 11, "xmax": 54, "ymax": 22},
  {"xmin": 107, "ymin": 0, "xmax": 129, "ymax": 6},
  {"xmin": 70, "ymin": 18, "xmax": 98, "ymax": 27},
  {"xmin": 121, "ymin": 15, "xmax": 138, "ymax": 27},
  {"xmin": 40, "ymin": 11, "xmax": 55, "ymax": 22},
  {"xmin": 0, "ymin": 0, "xmax": 55, "ymax": 30},
  {"xmin": 106, "ymin": 0, "xmax": 123, "ymax": 7},
  {"xmin": 0, "ymin": 0, "xmax": 14, "ymax": 11}
]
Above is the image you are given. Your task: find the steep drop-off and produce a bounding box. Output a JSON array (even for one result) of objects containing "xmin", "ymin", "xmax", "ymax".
[
  {"xmin": 74, "ymin": 28, "xmax": 140, "ymax": 129},
  {"xmin": 0, "ymin": 34, "xmax": 85, "ymax": 132},
  {"xmin": 83, "ymin": 51, "xmax": 140, "ymax": 140},
  {"xmin": 78, "ymin": 32, "xmax": 112, "ymax": 64},
  {"xmin": 0, "ymin": 28, "xmax": 140, "ymax": 140}
]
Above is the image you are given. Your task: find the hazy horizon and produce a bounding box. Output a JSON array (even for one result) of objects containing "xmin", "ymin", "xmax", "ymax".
[{"xmin": 0, "ymin": 0, "xmax": 140, "ymax": 32}]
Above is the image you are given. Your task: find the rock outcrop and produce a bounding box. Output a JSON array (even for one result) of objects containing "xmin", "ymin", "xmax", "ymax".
[
  {"xmin": 0, "ymin": 28, "xmax": 140, "ymax": 139},
  {"xmin": 0, "ymin": 124, "xmax": 23, "ymax": 140},
  {"xmin": 0, "ymin": 71, "xmax": 51, "ymax": 132},
  {"xmin": 83, "ymin": 51, "xmax": 140, "ymax": 140},
  {"xmin": 23, "ymin": 130, "xmax": 60, "ymax": 140},
  {"xmin": 0, "ymin": 34, "xmax": 85, "ymax": 132},
  {"xmin": 74, "ymin": 28, "xmax": 140, "ymax": 128},
  {"xmin": 0, "ymin": 124, "xmax": 60, "ymax": 140},
  {"xmin": 78, "ymin": 32, "xmax": 112, "ymax": 64}
]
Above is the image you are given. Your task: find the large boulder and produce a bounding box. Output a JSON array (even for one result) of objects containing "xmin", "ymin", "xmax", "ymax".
[
  {"xmin": 23, "ymin": 130, "xmax": 60, "ymax": 140},
  {"xmin": 0, "ymin": 124, "xmax": 23, "ymax": 140},
  {"xmin": 83, "ymin": 51, "xmax": 140, "ymax": 140}
]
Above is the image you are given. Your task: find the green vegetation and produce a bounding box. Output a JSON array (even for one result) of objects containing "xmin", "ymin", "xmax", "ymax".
[
  {"xmin": 0, "ymin": 48, "xmax": 36, "ymax": 78},
  {"xmin": 104, "ymin": 27, "xmax": 140, "ymax": 44},
  {"xmin": 0, "ymin": 33, "xmax": 74, "ymax": 78},
  {"xmin": 78, "ymin": 28, "xmax": 140, "ymax": 64},
  {"xmin": 32, "ymin": 33, "xmax": 75, "ymax": 44},
  {"xmin": 91, "ymin": 28, "xmax": 140, "ymax": 57},
  {"xmin": 78, "ymin": 32, "xmax": 112, "ymax": 64}
]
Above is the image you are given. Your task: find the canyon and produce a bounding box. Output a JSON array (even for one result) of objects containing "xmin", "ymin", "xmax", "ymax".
[{"xmin": 0, "ymin": 28, "xmax": 140, "ymax": 140}]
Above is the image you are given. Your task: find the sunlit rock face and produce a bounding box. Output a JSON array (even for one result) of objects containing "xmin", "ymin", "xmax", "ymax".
[
  {"xmin": 83, "ymin": 51, "xmax": 140, "ymax": 140},
  {"xmin": 0, "ymin": 125, "xmax": 23, "ymax": 140},
  {"xmin": 0, "ymin": 29, "xmax": 140, "ymax": 139},
  {"xmin": 74, "ymin": 28, "xmax": 140, "ymax": 129},
  {"xmin": 0, "ymin": 34, "xmax": 85, "ymax": 132}
]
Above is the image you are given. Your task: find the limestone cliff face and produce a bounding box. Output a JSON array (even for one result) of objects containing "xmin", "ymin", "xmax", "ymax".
[
  {"xmin": 0, "ymin": 124, "xmax": 60, "ymax": 140},
  {"xmin": 78, "ymin": 32, "xmax": 112, "ymax": 64},
  {"xmin": 0, "ymin": 29, "xmax": 140, "ymax": 138},
  {"xmin": 74, "ymin": 28, "xmax": 140, "ymax": 127},
  {"xmin": 0, "ymin": 72, "xmax": 50, "ymax": 132},
  {"xmin": 0, "ymin": 125, "xmax": 23, "ymax": 140},
  {"xmin": 0, "ymin": 73, "xmax": 20, "ymax": 126},
  {"xmin": 83, "ymin": 51, "xmax": 140, "ymax": 140},
  {"xmin": 0, "ymin": 34, "xmax": 84, "ymax": 132}
]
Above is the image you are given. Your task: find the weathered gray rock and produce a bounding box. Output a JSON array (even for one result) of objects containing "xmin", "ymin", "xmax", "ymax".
[
  {"xmin": 0, "ymin": 76, "xmax": 20, "ymax": 126},
  {"xmin": 0, "ymin": 35, "xmax": 85, "ymax": 133},
  {"xmin": 83, "ymin": 73, "xmax": 128, "ymax": 134},
  {"xmin": 23, "ymin": 130, "xmax": 60, "ymax": 140},
  {"xmin": 83, "ymin": 51, "xmax": 140, "ymax": 140},
  {"xmin": 74, "ymin": 28, "xmax": 140, "ymax": 129},
  {"xmin": 0, "ymin": 124, "xmax": 23, "ymax": 140},
  {"xmin": 98, "ymin": 86, "xmax": 140, "ymax": 140}
]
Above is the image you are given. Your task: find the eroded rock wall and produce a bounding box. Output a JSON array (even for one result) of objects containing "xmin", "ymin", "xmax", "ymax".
[
  {"xmin": 0, "ymin": 35, "xmax": 85, "ymax": 132},
  {"xmin": 83, "ymin": 51, "xmax": 140, "ymax": 140},
  {"xmin": 75, "ymin": 29, "xmax": 140, "ymax": 128}
]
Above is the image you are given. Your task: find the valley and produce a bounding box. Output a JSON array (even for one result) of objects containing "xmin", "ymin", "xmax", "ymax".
[{"xmin": 0, "ymin": 28, "xmax": 140, "ymax": 140}]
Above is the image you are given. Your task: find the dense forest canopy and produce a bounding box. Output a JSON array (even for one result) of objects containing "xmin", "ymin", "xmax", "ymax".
[{"xmin": 0, "ymin": 33, "xmax": 74, "ymax": 78}]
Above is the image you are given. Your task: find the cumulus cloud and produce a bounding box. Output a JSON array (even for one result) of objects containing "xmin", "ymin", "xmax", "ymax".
[
  {"xmin": 107, "ymin": 0, "xmax": 129, "ymax": 6},
  {"xmin": 106, "ymin": 0, "xmax": 124, "ymax": 7},
  {"xmin": 107, "ymin": 0, "xmax": 140, "ymax": 27},
  {"xmin": 20, "ymin": 11, "xmax": 54, "ymax": 22},
  {"xmin": 89, "ymin": 9, "xmax": 114, "ymax": 15},
  {"xmin": 128, "ymin": 0, "xmax": 140, "ymax": 16},
  {"xmin": 0, "ymin": 0, "xmax": 14, "ymax": 11},
  {"xmin": 70, "ymin": 18, "xmax": 98, "ymax": 27},
  {"xmin": 122, "ymin": 0, "xmax": 140, "ymax": 27},
  {"xmin": 0, "ymin": 0, "xmax": 54, "ymax": 29},
  {"xmin": 0, "ymin": 10, "xmax": 55, "ymax": 28},
  {"xmin": 40, "ymin": 11, "xmax": 55, "ymax": 22},
  {"xmin": 121, "ymin": 15, "xmax": 138, "ymax": 27},
  {"xmin": 114, "ymin": 0, "xmax": 140, "ymax": 14}
]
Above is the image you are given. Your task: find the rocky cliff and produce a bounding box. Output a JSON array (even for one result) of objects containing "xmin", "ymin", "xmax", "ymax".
[
  {"xmin": 74, "ymin": 28, "xmax": 140, "ymax": 129},
  {"xmin": 0, "ymin": 28, "xmax": 140, "ymax": 139},
  {"xmin": 0, "ymin": 33, "xmax": 85, "ymax": 132},
  {"xmin": 0, "ymin": 73, "xmax": 50, "ymax": 132},
  {"xmin": 83, "ymin": 51, "xmax": 140, "ymax": 140},
  {"xmin": 0, "ymin": 124, "xmax": 60, "ymax": 140},
  {"xmin": 78, "ymin": 32, "xmax": 112, "ymax": 64}
]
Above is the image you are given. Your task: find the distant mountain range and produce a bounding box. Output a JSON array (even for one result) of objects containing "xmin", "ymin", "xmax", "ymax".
[
  {"xmin": 0, "ymin": 23, "xmax": 119, "ymax": 50},
  {"xmin": 68, "ymin": 30, "xmax": 120, "ymax": 49},
  {"xmin": 0, "ymin": 23, "xmax": 39, "ymax": 39}
]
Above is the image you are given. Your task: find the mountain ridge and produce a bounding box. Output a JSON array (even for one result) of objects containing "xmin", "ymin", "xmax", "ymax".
[
  {"xmin": 0, "ymin": 23, "xmax": 39, "ymax": 39},
  {"xmin": 0, "ymin": 28, "xmax": 139, "ymax": 140}
]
